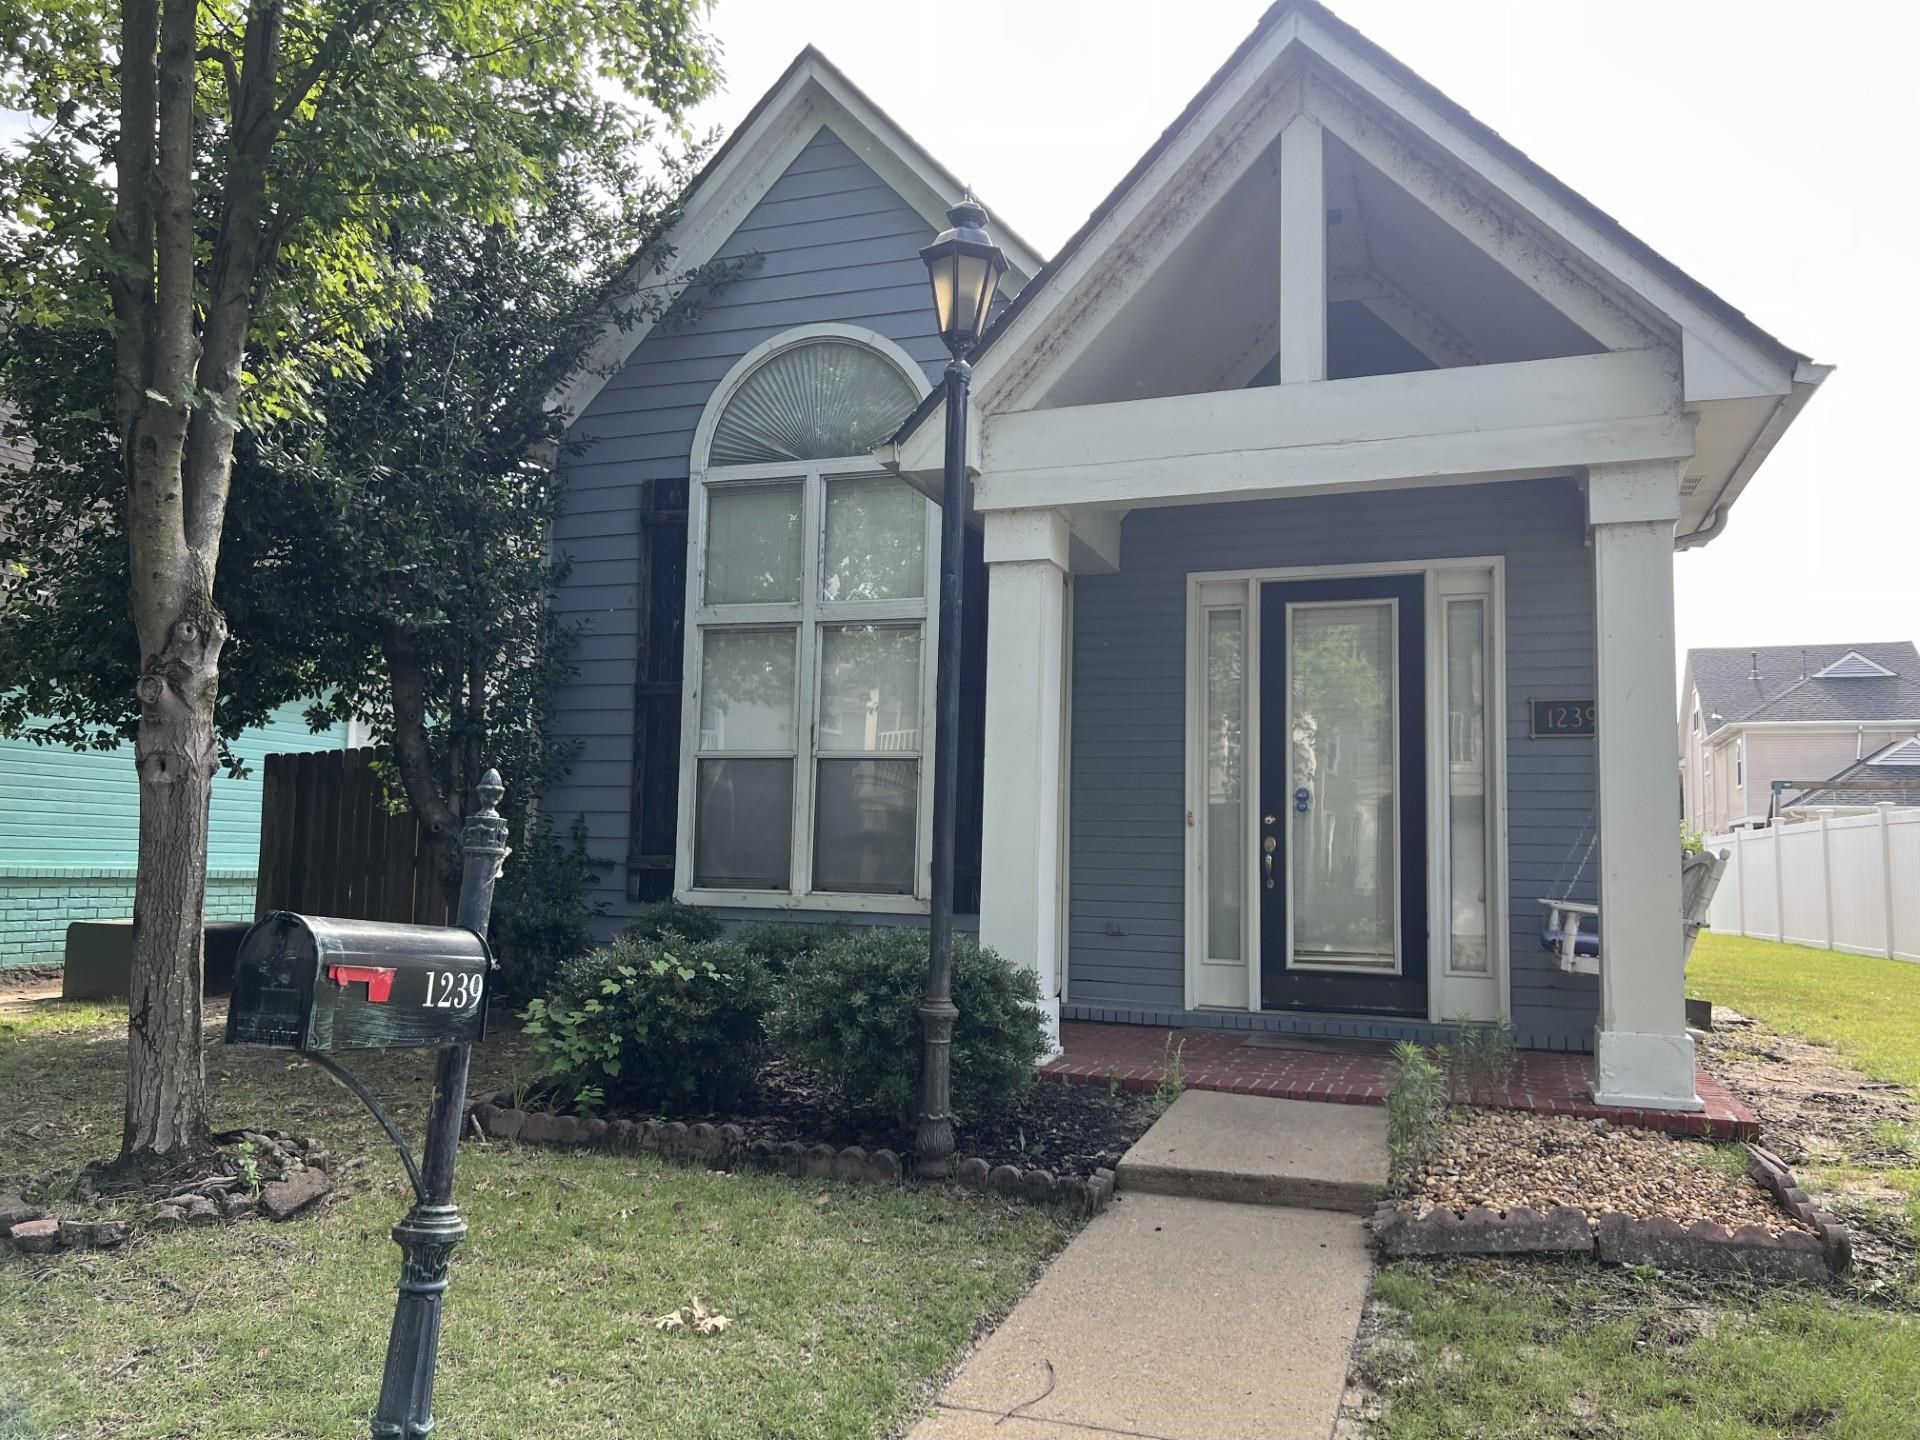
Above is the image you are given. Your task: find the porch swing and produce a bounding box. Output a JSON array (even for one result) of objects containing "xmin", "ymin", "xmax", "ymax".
[{"xmin": 1536, "ymin": 813, "xmax": 1729, "ymax": 977}]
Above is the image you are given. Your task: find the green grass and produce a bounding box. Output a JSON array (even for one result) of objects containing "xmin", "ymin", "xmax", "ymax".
[
  {"xmin": 1366, "ymin": 1262, "xmax": 1920, "ymax": 1439},
  {"xmin": 0, "ymin": 999, "xmax": 1068, "ymax": 1439},
  {"xmin": 1688, "ymin": 932, "xmax": 1920, "ymax": 1090}
]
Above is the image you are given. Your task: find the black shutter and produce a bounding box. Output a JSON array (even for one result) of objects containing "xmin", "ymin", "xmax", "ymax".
[{"xmin": 627, "ymin": 478, "xmax": 688, "ymax": 902}]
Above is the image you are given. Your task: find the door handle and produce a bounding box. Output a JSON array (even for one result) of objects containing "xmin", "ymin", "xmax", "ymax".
[{"xmin": 1262, "ymin": 833, "xmax": 1276, "ymax": 888}]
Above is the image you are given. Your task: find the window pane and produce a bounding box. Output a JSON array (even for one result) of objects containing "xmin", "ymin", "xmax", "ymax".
[
  {"xmin": 1204, "ymin": 609, "xmax": 1245, "ymax": 963},
  {"xmin": 704, "ymin": 482, "xmax": 802, "ymax": 604},
  {"xmin": 823, "ymin": 476, "xmax": 926, "ymax": 601},
  {"xmin": 1290, "ymin": 602, "xmax": 1396, "ymax": 963},
  {"xmin": 818, "ymin": 625, "xmax": 922, "ymax": 753},
  {"xmin": 694, "ymin": 759, "xmax": 792, "ymax": 889},
  {"xmin": 813, "ymin": 759, "xmax": 917, "ymax": 893},
  {"xmin": 709, "ymin": 340, "xmax": 920, "ymax": 466},
  {"xmin": 1446, "ymin": 599, "xmax": 1490, "ymax": 974},
  {"xmin": 699, "ymin": 630, "xmax": 795, "ymax": 751}
]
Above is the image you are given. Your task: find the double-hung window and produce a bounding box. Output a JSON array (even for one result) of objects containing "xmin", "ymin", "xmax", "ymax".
[{"xmin": 680, "ymin": 331, "xmax": 935, "ymax": 909}]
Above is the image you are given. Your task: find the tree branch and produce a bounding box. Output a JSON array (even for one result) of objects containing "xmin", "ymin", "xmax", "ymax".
[
  {"xmin": 271, "ymin": 0, "xmax": 378, "ymax": 133},
  {"xmin": 106, "ymin": 0, "xmax": 159, "ymax": 445},
  {"xmin": 185, "ymin": 0, "xmax": 286, "ymax": 563}
]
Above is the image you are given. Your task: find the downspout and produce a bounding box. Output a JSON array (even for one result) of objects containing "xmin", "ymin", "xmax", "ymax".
[{"xmin": 1673, "ymin": 503, "xmax": 1727, "ymax": 551}]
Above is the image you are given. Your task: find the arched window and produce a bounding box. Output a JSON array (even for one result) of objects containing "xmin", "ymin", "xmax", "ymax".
[
  {"xmin": 708, "ymin": 339, "xmax": 920, "ymax": 466},
  {"xmin": 679, "ymin": 327, "xmax": 936, "ymax": 909}
]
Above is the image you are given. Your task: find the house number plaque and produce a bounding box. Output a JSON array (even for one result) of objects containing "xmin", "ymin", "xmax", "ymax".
[{"xmin": 1529, "ymin": 698, "xmax": 1596, "ymax": 739}]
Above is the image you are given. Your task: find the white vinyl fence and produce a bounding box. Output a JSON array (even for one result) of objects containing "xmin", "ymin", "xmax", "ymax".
[{"xmin": 1707, "ymin": 810, "xmax": 1920, "ymax": 962}]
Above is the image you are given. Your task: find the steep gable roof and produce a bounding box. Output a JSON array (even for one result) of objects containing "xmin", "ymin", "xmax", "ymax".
[
  {"xmin": 548, "ymin": 48, "xmax": 1042, "ymax": 422},
  {"xmin": 885, "ymin": 0, "xmax": 1827, "ymax": 539},
  {"xmin": 1686, "ymin": 643, "xmax": 1920, "ymax": 733}
]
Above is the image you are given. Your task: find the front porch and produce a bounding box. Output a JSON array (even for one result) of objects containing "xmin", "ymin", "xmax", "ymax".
[{"xmin": 1043, "ymin": 1020, "xmax": 1759, "ymax": 1139}]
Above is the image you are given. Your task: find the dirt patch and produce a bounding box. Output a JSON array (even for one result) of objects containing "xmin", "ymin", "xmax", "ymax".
[
  {"xmin": 1405, "ymin": 1109, "xmax": 1808, "ymax": 1235},
  {"xmin": 1697, "ymin": 1008, "xmax": 1918, "ymax": 1298},
  {"xmin": 1699, "ymin": 1009, "xmax": 1914, "ymax": 1167}
]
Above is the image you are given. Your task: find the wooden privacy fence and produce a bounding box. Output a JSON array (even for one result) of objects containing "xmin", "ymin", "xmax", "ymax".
[
  {"xmin": 256, "ymin": 748, "xmax": 455, "ymax": 926},
  {"xmin": 1706, "ymin": 809, "xmax": 1920, "ymax": 963}
]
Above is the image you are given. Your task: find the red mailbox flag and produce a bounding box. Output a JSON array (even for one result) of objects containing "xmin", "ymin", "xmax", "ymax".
[{"xmin": 328, "ymin": 965, "xmax": 397, "ymax": 1002}]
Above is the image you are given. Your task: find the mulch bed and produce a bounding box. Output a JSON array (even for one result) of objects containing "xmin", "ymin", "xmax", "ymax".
[
  {"xmin": 595, "ymin": 1058, "xmax": 1159, "ymax": 1179},
  {"xmin": 1406, "ymin": 1109, "xmax": 1811, "ymax": 1235}
]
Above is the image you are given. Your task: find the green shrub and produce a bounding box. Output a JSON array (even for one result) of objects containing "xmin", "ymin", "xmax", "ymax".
[
  {"xmin": 735, "ymin": 920, "xmax": 846, "ymax": 978},
  {"xmin": 488, "ymin": 817, "xmax": 606, "ymax": 1004},
  {"xmin": 772, "ymin": 928, "xmax": 1050, "ymax": 1123},
  {"xmin": 522, "ymin": 932, "xmax": 772, "ymax": 1112},
  {"xmin": 625, "ymin": 899, "xmax": 724, "ymax": 944},
  {"xmin": 549, "ymin": 899, "xmax": 723, "ymax": 1004}
]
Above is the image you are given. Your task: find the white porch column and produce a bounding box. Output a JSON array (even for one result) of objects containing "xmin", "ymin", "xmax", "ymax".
[
  {"xmin": 977, "ymin": 508, "xmax": 1071, "ymax": 1055},
  {"xmin": 1588, "ymin": 460, "xmax": 1701, "ymax": 1110}
]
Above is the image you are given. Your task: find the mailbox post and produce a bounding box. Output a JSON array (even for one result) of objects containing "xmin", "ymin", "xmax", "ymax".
[
  {"xmin": 224, "ymin": 769, "xmax": 510, "ymax": 1440},
  {"xmin": 371, "ymin": 769, "xmax": 509, "ymax": 1440}
]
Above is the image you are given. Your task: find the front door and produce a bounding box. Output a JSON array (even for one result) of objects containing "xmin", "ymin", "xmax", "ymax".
[{"xmin": 1259, "ymin": 576, "xmax": 1427, "ymax": 1014}]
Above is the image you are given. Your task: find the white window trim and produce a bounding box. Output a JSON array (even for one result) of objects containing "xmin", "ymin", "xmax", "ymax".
[
  {"xmin": 675, "ymin": 325, "xmax": 936, "ymax": 915},
  {"xmin": 1181, "ymin": 557, "xmax": 1509, "ymax": 1025}
]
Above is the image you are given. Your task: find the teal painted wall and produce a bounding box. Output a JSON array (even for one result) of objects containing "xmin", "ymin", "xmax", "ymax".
[{"xmin": 0, "ymin": 703, "xmax": 345, "ymax": 965}]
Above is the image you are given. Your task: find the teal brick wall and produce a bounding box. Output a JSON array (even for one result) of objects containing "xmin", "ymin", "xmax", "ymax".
[
  {"xmin": 0, "ymin": 702, "xmax": 344, "ymax": 966},
  {"xmin": 0, "ymin": 870, "xmax": 259, "ymax": 967}
]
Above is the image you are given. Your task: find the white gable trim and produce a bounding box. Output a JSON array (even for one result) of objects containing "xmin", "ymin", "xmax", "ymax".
[
  {"xmin": 546, "ymin": 52, "xmax": 1040, "ymax": 424},
  {"xmin": 1814, "ymin": 650, "xmax": 1899, "ymax": 679},
  {"xmin": 894, "ymin": 2, "xmax": 1823, "ymax": 490},
  {"xmin": 1288, "ymin": 7, "xmax": 1793, "ymax": 402},
  {"xmin": 1869, "ymin": 738, "xmax": 1920, "ymax": 767}
]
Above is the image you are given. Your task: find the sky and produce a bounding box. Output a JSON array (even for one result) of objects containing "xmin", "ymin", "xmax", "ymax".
[{"xmin": 678, "ymin": 0, "xmax": 1919, "ymax": 671}]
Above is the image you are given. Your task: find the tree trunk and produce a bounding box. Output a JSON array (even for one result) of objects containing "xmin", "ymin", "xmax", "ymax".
[{"xmin": 121, "ymin": 602, "xmax": 226, "ymax": 1171}]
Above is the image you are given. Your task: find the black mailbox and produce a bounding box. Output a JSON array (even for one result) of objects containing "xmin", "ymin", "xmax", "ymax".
[{"xmin": 226, "ymin": 913, "xmax": 491, "ymax": 1053}]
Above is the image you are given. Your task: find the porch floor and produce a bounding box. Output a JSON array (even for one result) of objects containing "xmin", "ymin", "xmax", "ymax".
[{"xmin": 1042, "ymin": 1022, "xmax": 1759, "ymax": 1139}]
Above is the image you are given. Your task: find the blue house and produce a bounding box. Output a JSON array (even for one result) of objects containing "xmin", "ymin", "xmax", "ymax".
[{"xmin": 544, "ymin": 1, "xmax": 1825, "ymax": 1112}]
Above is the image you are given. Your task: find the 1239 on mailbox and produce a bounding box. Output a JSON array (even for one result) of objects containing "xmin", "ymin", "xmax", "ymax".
[{"xmin": 226, "ymin": 912, "xmax": 491, "ymax": 1053}]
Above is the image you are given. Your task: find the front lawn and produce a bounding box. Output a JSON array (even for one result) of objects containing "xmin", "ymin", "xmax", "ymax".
[
  {"xmin": 1687, "ymin": 932, "xmax": 1920, "ymax": 1089},
  {"xmin": 1360, "ymin": 1262, "xmax": 1920, "ymax": 1439},
  {"xmin": 0, "ymin": 995, "xmax": 1067, "ymax": 1439}
]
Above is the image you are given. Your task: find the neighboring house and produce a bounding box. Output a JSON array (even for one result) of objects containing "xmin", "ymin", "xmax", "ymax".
[
  {"xmin": 1777, "ymin": 736, "xmax": 1920, "ymax": 819},
  {"xmin": 544, "ymin": 0, "xmax": 1826, "ymax": 1112},
  {"xmin": 0, "ymin": 411, "xmax": 350, "ymax": 967},
  {"xmin": 0, "ymin": 711, "xmax": 352, "ymax": 966},
  {"xmin": 1680, "ymin": 643, "xmax": 1920, "ymax": 832}
]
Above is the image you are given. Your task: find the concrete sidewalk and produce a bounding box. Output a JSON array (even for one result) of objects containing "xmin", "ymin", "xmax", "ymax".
[{"xmin": 909, "ymin": 1191, "xmax": 1372, "ymax": 1440}]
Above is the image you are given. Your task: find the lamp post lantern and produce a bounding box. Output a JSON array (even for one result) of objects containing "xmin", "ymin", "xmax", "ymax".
[{"xmin": 915, "ymin": 198, "xmax": 1008, "ymax": 1178}]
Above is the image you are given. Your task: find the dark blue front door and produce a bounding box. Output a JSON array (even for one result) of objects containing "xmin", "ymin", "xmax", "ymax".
[{"xmin": 1258, "ymin": 575, "xmax": 1428, "ymax": 1015}]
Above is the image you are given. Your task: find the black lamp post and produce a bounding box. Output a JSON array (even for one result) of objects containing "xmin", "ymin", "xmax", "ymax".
[{"xmin": 915, "ymin": 198, "xmax": 1008, "ymax": 1178}]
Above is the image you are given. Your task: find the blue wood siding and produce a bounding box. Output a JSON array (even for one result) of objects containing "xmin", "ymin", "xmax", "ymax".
[
  {"xmin": 1066, "ymin": 477, "xmax": 1601, "ymax": 1050},
  {"xmin": 545, "ymin": 127, "xmax": 951, "ymax": 927}
]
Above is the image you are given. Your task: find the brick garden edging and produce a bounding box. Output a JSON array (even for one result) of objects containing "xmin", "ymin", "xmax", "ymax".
[
  {"xmin": 469, "ymin": 1099, "xmax": 1117, "ymax": 1216},
  {"xmin": 1370, "ymin": 1143, "xmax": 1850, "ymax": 1282}
]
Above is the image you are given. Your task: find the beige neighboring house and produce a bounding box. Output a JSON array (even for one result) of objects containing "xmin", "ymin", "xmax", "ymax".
[{"xmin": 1680, "ymin": 643, "xmax": 1920, "ymax": 833}]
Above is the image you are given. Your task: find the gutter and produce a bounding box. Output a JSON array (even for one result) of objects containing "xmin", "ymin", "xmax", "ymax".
[{"xmin": 1674, "ymin": 361, "xmax": 1833, "ymax": 551}]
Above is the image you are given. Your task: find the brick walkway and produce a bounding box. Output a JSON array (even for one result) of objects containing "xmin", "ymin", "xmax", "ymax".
[{"xmin": 1042, "ymin": 1021, "xmax": 1758, "ymax": 1139}]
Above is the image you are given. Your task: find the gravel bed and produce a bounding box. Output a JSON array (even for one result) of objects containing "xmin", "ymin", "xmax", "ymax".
[{"xmin": 1407, "ymin": 1108, "xmax": 1813, "ymax": 1235}]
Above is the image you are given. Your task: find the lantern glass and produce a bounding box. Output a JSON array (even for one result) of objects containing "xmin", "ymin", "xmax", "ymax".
[{"xmin": 920, "ymin": 200, "xmax": 1009, "ymax": 355}]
